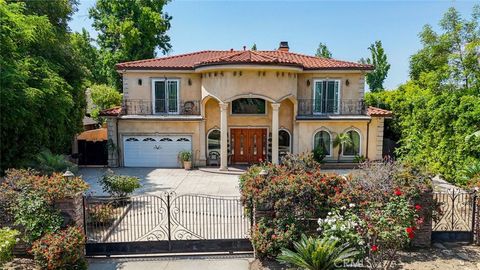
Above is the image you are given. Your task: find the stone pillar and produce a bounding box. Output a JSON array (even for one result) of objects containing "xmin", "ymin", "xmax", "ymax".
[
  {"xmin": 271, "ymin": 103, "xmax": 281, "ymax": 164},
  {"xmin": 198, "ymin": 119, "xmax": 207, "ymax": 166},
  {"xmin": 106, "ymin": 117, "xmax": 119, "ymax": 167},
  {"xmin": 412, "ymin": 191, "xmax": 433, "ymax": 248},
  {"xmin": 53, "ymin": 193, "xmax": 85, "ymax": 231},
  {"xmin": 219, "ymin": 102, "xmax": 228, "ymax": 171}
]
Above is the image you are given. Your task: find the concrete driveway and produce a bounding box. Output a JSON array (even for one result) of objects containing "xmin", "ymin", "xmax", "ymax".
[{"xmin": 79, "ymin": 167, "xmax": 242, "ymax": 196}]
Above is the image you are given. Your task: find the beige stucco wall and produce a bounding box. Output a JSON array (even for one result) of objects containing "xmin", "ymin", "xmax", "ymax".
[
  {"xmin": 296, "ymin": 120, "xmax": 369, "ymax": 161},
  {"xmin": 297, "ymin": 73, "xmax": 365, "ymax": 101},
  {"xmin": 201, "ymin": 70, "xmax": 297, "ymax": 102},
  {"xmin": 116, "ymin": 119, "xmax": 201, "ymax": 166}
]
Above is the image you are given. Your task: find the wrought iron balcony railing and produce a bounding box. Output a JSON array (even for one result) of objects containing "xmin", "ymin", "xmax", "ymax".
[
  {"xmin": 123, "ymin": 99, "xmax": 201, "ymax": 115},
  {"xmin": 297, "ymin": 99, "xmax": 366, "ymax": 116}
]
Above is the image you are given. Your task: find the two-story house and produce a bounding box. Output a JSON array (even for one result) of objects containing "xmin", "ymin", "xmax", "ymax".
[{"xmin": 101, "ymin": 42, "xmax": 391, "ymax": 170}]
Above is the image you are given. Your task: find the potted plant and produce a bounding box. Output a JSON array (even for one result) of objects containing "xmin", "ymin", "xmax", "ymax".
[{"xmin": 178, "ymin": 150, "xmax": 193, "ymax": 170}]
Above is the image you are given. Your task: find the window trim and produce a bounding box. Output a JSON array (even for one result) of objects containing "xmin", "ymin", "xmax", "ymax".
[
  {"xmin": 151, "ymin": 78, "xmax": 180, "ymax": 115},
  {"xmin": 230, "ymin": 98, "xmax": 268, "ymax": 116},
  {"xmin": 312, "ymin": 128, "xmax": 333, "ymax": 157},
  {"xmin": 278, "ymin": 128, "xmax": 292, "ymax": 154},
  {"xmin": 312, "ymin": 79, "xmax": 341, "ymax": 115},
  {"xmin": 341, "ymin": 128, "xmax": 362, "ymax": 157}
]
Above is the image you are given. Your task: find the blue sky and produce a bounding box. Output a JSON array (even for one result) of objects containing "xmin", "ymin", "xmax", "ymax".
[{"xmin": 70, "ymin": 0, "xmax": 478, "ymax": 90}]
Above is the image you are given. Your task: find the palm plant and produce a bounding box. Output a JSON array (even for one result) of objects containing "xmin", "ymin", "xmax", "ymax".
[
  {"xmin": 28, "ymin": 149, "xmax": 78, "ymax": 175},
  {"xmin": 277, "ymin": 234, "xmax": 358, "ymax": 270},
  {"xmin": 333, "ymin": 133, "xmax": 353, "ymax": 162}
]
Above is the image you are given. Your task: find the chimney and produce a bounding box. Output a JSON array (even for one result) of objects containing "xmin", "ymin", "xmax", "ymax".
[{"xmin": 278, "ymin": 41, "xmax": 289, "ymax": 52}]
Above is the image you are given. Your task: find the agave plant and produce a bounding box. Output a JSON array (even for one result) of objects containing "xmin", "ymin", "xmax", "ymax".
[
  {"xmin": 29, "ymin": 149, "xmax": 78, "ymax": 175},
  {"xmin": 277, "ymin": 234, "xmax": 358, "ymax": 270}
]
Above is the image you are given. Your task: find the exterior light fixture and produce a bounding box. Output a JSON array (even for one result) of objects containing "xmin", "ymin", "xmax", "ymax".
[
  {"xmin": 188, "ymin": 78, "xmax": 192, "ymax": 86},
  {"xmin": 346, "ymin": 79, "xmax": 350, "ymax": 86},
  {"xmin": 138, "ymin": 79, "xmax": 142, "ymax": 85},
  {"xmin": 63, "ymin": 170, "xmax": 75, "ymax": 180},
  {"xmin": 306, "ymin": 80, "xmax": 310, "ymax": 86}
]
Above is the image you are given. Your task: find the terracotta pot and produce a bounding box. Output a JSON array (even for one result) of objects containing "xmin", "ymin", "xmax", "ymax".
[{"xmin": 183, "ymin": 161, "xmax": 192, "ymax": 170}]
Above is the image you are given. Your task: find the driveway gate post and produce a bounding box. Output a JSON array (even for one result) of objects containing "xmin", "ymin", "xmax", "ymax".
[{"xmin": 167, "ymin": 193, "xmax": 172, "ymax": 251}]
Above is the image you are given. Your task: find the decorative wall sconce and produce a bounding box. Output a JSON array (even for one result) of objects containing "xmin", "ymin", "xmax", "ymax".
[
  {"xmin": 214, "ymin": 72, "xmax": 217, "ymax": 77},
  {"xmin": 276, "ymin": 71, "xmax": 279, "ymax": 77},
  {"xmin": 306, "ymin": 80, "xmax": 310, "ymax": 87},
  {"xmin": 138, "ymin": 79, "xmax": 142, "ymax": 86},
  {"xmin": 233, "ymin": 71, "xmax": 237, "ymax": 76},
  {"xmin": 346, "ymin": 79, "xmax": 350, "ymax": 86},
  {"xmin": 239, "ymin": 71, "xmax": 242, "ymax": 76},
  {"xmin": 263, "ymin": 71, "xmax": 266, "ymax": 76},
  {"xmin": 220, "ymin": 71, "xmax": 224, "ymax": 76},
  {"xmin": 188, "ymin": 78, "xmax": 192, "ymax": 86}
]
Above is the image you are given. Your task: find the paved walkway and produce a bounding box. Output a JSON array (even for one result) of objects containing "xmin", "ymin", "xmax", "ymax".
[
  {"xmin": 88, "ymin": 255, "xmax": 254, "ymax": 270},
  {"xmin": 79, "ymin": 168, "xmax": 241, "ymax": 196}
]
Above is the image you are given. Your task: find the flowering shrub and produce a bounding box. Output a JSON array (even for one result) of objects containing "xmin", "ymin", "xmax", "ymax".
[
  {"xmin": 13, "ymin": 191, "xmax": 63, "ymax": 243},
  {"xmin": 2, "ymin": 169, "xmax": 89, "ymax": 203},
  {"xmin": 318, "ymin": 189, "xmax": 424, "ymax": 269},
  {"xmin": 30, "ymin": 226, "xmax": 87, "ymax": 270},
  {"xmin": 100, "ymin": 169, "xmax": 141, "ymax": 197},
  {"xmin": 240, "ymin": 153, "xmax": 347, "ymax": 258},
  {"xmin": 88, "ymin": 203, "xmax": 115, "ymax": 225},
  {"xmin": 0, "ymin": 227, "xmax": 20, "ymax": 266}
]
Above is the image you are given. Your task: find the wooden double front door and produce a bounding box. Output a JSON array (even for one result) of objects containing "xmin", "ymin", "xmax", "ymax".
[{"xmin": 231, "ymin": 128, "xmax": 267, "ymax": 164}]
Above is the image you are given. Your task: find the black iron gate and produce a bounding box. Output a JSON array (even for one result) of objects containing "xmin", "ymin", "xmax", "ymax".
[
  {"xmin": 84, "ymin": 193, "xmax": 253, "ymax": 255},
  {"xmin": 432, "ymin": 189, "xmax": 478, "ymax": 242}
]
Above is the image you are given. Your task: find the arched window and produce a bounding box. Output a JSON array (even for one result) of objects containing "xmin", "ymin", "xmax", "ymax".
[
  {"xmin": 313, "ymin": 130, "xmax": 331, "ymax": 156},
  {"xmin": 343, "ymin": 130, "xmax": 361, "ymax": 156},
  {"xmin": 207, "ymin": 129, "xmax": 221, "ymax": 157},
  {"xmin": 279, "ymin": 129, "xmax": 291, "ymax": 159}
]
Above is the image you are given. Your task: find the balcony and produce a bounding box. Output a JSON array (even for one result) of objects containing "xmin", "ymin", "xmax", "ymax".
[
  {"xmin": 123, "ymin": 99, "xmax": 201, "ymax": 116},
  {"xmin": 297, "ymin": 99, "xmax": 366, "ymax": 117}
]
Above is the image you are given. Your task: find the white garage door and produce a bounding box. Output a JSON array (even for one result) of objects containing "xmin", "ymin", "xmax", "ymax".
[{"xmin": 123, "ymin": 135, "xmax": 192, "ymax": 167}]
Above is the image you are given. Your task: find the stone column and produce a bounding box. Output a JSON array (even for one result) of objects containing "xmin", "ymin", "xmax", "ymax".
[
  {"xmin": 219, "ymin": 102, "xmax": 229, "ymax": 171},
  {"xmin": 106, "ymin": 117, "xmax": 119, "ymax": 167},
  {"xmin": 271, "ymin": 103, "xmax": 281, "ymax": 164},
  {"xmin": 198, "ymin": 119, "xmax": 207, "ymax": 166}
]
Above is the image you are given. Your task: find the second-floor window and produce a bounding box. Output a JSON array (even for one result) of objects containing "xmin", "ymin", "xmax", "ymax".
[
  {"xmin": 313, "ymin": 80, "xmax": 340, "ymax": 114},
  {"xmin": 152, "ymin": 79, "xmax": 179, "ymax": 114}
]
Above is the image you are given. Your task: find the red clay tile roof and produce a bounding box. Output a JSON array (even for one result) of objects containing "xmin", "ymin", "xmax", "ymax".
[
  {"xmin": 99, "ymin": 106, "xmax": 122, "ymax": 116},
  {"xmin": 367, "ymin": 106, "xmax": 392, "ymax": 117},
  {"xmin": 116, "ymin": 50, "xmax": 373, "ymax": 71}
]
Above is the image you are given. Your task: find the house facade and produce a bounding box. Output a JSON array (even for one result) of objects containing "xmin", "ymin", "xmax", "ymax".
[{"xmin": 101, "ymin": 42, "xmax": 391, "ymax": 170}]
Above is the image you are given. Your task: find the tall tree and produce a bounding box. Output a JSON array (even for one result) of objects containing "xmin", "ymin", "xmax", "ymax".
[
  {"xmin": 89, "ymin": 0, "xmax": 172, "ymax": 90},
  {"xmin": 0, "ymin": 0, "xmax": 86, "ymax": 171},
  {"xmin": 360, "ymin": 41, "xmax": 391, "ymax": 92},
  {"xmin": 71, "ymin": 28, "xmax": 107, "ymax": 85},
  {"xmin": 315, "ymin": 42, "xmax": 332, "ymax": 58},
  {"xmin": 251, "ymin": 43, "xmax": 257, "ymax": 50}
]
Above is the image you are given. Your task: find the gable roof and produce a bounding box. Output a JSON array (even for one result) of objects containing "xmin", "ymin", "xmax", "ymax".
[
  {"xmin": 116, "ymin": 50, "xmax": 373, "ymax": 71},
  {"xmin": 99, "ymin": 106, "xmax": 122, "ymax": 117}
]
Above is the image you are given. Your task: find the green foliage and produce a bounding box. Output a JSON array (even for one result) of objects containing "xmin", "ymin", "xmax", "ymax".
[
  {"xmin": 100, "ymin": 169, "xmax": 141, "ymax": 197},
  {"xmin": 277, "ymin": 234, "xmax": 358, "ymax": 270},
  {"xmin": 333, "ymin": 133, "xmax": 353, "ymax": 162},
  {"xmin": 177, "ymin": 150, "xmax": 192, "ymax": 162},
  {"xmin": 359, "ymin": 40, "xmax": 391, "ymax": 92},
  {"xmin": 13, "ymin": 191, "xmax": 63, "ymax": 243},
  {"xmin": 0, "ymin": 1, "xmax": 86, "ymax": 171},
  {"xmin": 30, "ymin": 226, "xmax": 87, "ymax": 270},
  {"xmin": 0, "ymin": 227, "xmax": 19, "ymax": 266},
  {"xmin": 89, "ymin": 0, "xmax": 172, "ymax": 89},
  {"xmin": 89, "ymin": 84, "xmax": 122, "ymax": 120},
  {"xmin": 353, "ymin": 155, "xmax": 367, "ymax": 163},
  {"xmin": 312, "ymin": 146, "xmax": 326, "ymax": 163},
  {"xmin": 27, "ymin": 149, "xmax": 78, "ymax": 176},
  {"xmin": 251, "ymin": 43, "xmax": 257, "ymax": 50},
  {"xmin": 315, "ymin": 42, "xmax": 332, "ymax": 58},
  {"xmin": 240, "ymin": 154, "xmax": 347, "ymax": 258},
  {"xmin": 365, "ymin": 6, "xmax": 480, "ymax": 184},
  {"xmin": 71, "ymin": 29, "xmax": 107, "ymax": 85}
]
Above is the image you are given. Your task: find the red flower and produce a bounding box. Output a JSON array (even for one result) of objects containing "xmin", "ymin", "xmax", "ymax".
[
  {"xmin": 408, "ymin": 232, "xmax": 415, "ymax": 239},
  {"xmin": 394, "ymin": 188, "xmax": 402, "ymax": 196},
  {"xmin": 406, "ymin": 227, "xmax": 414, "ymax": 234},
  {"xmin": 415, "ymin": 204, "xmax": 422, "ymax": 211},
  {"xmin": 371, "ymin": 245, "xmax": 378, "ymax": 252}
]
